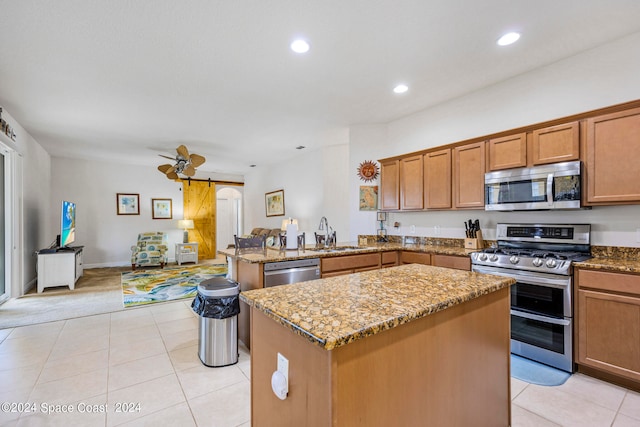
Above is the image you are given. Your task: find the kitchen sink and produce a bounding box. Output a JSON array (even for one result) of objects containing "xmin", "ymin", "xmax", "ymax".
[{"xmin": 312, "ymin": 246, "xmax": 360, "ymax": 252}]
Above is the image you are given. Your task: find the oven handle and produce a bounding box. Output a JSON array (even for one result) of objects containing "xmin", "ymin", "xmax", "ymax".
[
  {"xmin": 472, "ymin": 266, "xmax": 570, "ymax": 289},
  {"xmin": 511, "ymin": 309, "xmax": 571, "ymax": 326},
  {"xmin": 547, "ymin": 173, "xmax": 554, "ymax": 205}
]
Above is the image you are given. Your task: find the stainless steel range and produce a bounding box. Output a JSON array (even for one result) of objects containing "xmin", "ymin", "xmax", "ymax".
[{"xmin": 471, "ymin": 223, "xmax": 591, "ymax": 372}]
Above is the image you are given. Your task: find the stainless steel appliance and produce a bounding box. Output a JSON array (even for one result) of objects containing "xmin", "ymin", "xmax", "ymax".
[
  {"xmin": 264, "ymin": 258, "xmax": 321, "ymax": 287},
  {"xmin": 471, "ymin": 223, "xmax": 591, "ymax": 372},
  {"xmin": 485, "ymin": 161, "xmax": 582, "ymax": 211}
]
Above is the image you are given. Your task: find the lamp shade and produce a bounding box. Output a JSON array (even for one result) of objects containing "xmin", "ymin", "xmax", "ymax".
[{"xmin": 178, "ymin": 219, "xmax": 194, "ymax": 230}]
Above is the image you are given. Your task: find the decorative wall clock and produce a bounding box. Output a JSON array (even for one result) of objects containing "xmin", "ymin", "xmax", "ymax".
[{"xmin": 357, "ymin": 160, "xmax": 379, "ymax": 182}]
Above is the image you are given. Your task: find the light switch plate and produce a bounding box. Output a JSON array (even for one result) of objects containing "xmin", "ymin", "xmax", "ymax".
[{"xmin": 277, "ymin": 353, "xmax": 289, "ymax": 383}]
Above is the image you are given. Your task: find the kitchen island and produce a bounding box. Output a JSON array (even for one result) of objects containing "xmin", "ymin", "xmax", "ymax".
[{"xmin": 240, "ymin": 264, "xmax": 515, "ymax": 427}]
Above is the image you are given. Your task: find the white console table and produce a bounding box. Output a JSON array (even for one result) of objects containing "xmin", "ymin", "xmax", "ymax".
[
  {"xmin": 37, "ymin": 246, "xmax": 83, "ymax": 293},
  {"xmin": 175, "ymin": 242, "xmax": 199, "ymax": 265}
]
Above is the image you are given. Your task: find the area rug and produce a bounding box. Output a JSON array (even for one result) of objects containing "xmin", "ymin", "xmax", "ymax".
[
  {"xmin": 122, "ymin": 264, "xmax": 228, "ymax": 307},
  {"xmin": 511, "ymin": 354, "xmax": 571, "ymax": 386}
]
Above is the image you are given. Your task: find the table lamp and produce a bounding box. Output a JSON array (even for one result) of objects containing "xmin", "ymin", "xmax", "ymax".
[{"xmin": 177, "ymin": 219, "xmax": 194, "ymax": 243}]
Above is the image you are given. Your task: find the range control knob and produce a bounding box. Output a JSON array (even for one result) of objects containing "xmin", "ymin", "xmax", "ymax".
[
  {"xmin": 489, "ymin": 254, "xmax": 499, "ymax": 262},
  {"xmin": 546, "ymin": 258, "xmax": 557, "ymax": 268},
  {"xmin": 478, "ymin": 253, "xmax": 488, "ymax": 261},
  {"xmin": 509, "ymin": 255, "xmax": 520, "ymax": 265},
  {"xmin": 532, "ymin": 258, "xmax": 543, "ymax": 267}
]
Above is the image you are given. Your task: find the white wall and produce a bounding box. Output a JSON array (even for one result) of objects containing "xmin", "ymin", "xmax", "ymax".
[
  {"xmin": 244, "ymin": 139, "xmax": 350, "ymax": 242},
  {"xmin": 347, "ymin": 31, "xmax": 640, "ymax": 247},
  {"xmin": 1, "ymin": 107, "xmax": 51, "ymax": 295}
]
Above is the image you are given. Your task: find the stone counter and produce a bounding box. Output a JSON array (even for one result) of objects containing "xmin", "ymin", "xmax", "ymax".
[
  {"xmin": 219, "ymin": 241, "xmax": 471, "ymax": 264},
  {"xmin": 240, "ymin": 263, "xmax": 514, "ymax": 350},
  {"xmin": 575, "ymin": 245, "xmax": 640, "ymax": 273}
]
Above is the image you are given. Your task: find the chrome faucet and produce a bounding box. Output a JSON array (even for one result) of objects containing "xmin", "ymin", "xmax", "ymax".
[{"xmin": 317, "ymin": 216, "xmax": 336, "ymax": 248}]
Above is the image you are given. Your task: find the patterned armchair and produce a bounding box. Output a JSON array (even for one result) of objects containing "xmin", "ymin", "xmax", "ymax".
[{"xmin": 131, "ymin": 232, "xmax": 169, "ymax": 270}]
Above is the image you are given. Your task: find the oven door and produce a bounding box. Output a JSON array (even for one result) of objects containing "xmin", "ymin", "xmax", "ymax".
[{"xmin": 511, "ymin": 310, "xmax": 573, "ymax": 372}]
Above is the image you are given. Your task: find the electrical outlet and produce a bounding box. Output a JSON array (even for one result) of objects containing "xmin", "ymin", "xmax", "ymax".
[
  {"xmin": 410, "ymin": 225, "xmax": 416, "ymax": 234},
  {"xmin": 637, "ymin": 228, "xmax": 640, "ymax": 243}
]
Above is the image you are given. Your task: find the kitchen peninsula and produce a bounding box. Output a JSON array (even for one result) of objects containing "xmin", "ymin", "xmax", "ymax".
[{"xmin": 240, "ymin": 264, "xmax": 515, "ymax": 427}]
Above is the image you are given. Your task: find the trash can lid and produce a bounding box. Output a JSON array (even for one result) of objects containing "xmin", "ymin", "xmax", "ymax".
[{"xmin": 198, "ymin": 277, "xmax": 239, "ymax": 297}]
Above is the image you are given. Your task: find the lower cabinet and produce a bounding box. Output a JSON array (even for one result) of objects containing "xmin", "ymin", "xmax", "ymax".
[
  {"xmin": 400, "ymin": 251, "xmax": 431, "ymax": 265},
  {"xmin": 576, "ymin": 269, "xmax": 640, "ymax": 384},
  {"xmin": 321, "ymin": 253, "xmax": 381, "ymax": 278},
  {"xmin": 381, "ymin": 251, "xmax": 399, "ymax": 268},
  {"xmin": 432, "ymin": 254, "xmax": 471, "ymax": 271}
]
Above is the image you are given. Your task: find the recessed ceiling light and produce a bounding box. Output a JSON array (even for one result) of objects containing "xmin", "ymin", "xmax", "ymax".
[
  {"xmin": 497, "ymin": 32, "xmax": 520, "ymax": 46},
  {"xmin": 393, "ymin": 84, "xmax": 409, "ymax": 94},
  {"xmin": 296, "ymin": 145, "xmax": 305, "ymax": 150},
  {"xmin": 249, "ymin": 164, "xmax": 256, "ymax": 168},
  {"xmin": 290, "ymin": 39, "xmax": 310, "ymax": 54}
]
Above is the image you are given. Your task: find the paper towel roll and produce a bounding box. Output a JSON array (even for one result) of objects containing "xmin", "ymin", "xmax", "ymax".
[{"xmin": 286, "ymin": 223, "xmax": 298, "ymax": 249}]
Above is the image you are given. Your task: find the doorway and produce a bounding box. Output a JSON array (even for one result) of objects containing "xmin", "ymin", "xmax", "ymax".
[
  {"xmin": 216, "ymin": 186, "xmax": 243, "ymax": 251},
  {"xmin": 0, "ymin": 148, "xmax": 6, "ymax": 303}
]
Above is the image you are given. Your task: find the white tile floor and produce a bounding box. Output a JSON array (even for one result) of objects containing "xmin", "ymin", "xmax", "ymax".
[{"xmin": 0, "ymin": 299, "xmax": 638, "ymax": 427}]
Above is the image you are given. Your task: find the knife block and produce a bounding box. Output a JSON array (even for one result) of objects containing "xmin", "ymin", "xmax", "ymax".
[{"xmin": 464, "ymin": 230, "xmax": 483, "ymax": 251}]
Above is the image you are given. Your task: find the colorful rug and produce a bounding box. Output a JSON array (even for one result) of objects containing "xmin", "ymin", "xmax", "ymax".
[{"xmin": 122, "ymin": 264, "xmax": 228, "ymax": 307}]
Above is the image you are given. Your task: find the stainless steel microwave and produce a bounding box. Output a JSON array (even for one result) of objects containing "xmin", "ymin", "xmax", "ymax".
[{"xmin": 485, "ymin": 161, "xmax": 582, "ymax": 211}]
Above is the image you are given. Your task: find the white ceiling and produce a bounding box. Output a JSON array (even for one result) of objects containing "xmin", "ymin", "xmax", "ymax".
[{"xmin": 2, "ymin": 0, "xmax": 640, "ymax": 177}]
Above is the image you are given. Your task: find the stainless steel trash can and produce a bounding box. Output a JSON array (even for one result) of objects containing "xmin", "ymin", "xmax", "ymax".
[{"xmin": 192, "ymin": 277, "xmax": 240, "ymax": 367}]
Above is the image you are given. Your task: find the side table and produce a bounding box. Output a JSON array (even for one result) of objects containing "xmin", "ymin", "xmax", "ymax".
[{"xmin": 176, "ymin": 242, "xmax": 199, "ymax": 266}]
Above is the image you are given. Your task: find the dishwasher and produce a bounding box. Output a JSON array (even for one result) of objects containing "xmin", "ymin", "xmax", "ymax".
[{"xmin": 263, "ymin": 258, "xmax": 321, "ymax": 287}]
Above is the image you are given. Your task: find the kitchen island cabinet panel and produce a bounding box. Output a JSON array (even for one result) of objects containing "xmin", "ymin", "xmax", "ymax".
[
  {"xmin": 380, "ymin": 250, "xmax": 399, "ymax": 267},
  {"xmin": 235, "ymin": 260, "xmax": 264, "ymax": 349},
  {"xmin": 585, "ymin": 107, "xmax": 640, "ymax": 204}
]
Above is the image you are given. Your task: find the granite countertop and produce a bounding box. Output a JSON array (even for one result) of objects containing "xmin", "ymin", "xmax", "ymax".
[
  {"xmin": 574, "ymin": 257, "xmax": 640, "ymax": 274},
  {"xmin": 240, "ymin": 264, "xmax": 515, "ymax": 350},
  {"xmin": 218, "ymin": 242, "xmax": 471, "ymax": 264},
  {"xmin": 574, "ymin": 246, "xmax": 640, "ymax": 273}
]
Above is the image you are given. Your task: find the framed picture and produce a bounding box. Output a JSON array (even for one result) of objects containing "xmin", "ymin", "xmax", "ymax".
[
  {"xmin": 152, "ymin": 198, "xmax": 173, "ymax": 219},
  {"xmin": 116, "ymin": 193, "xmax": 140, "ymax": 215},
  {"xmin": 359, "ymin": 186, "xmax": 378, "ymax": 211},
  {"xmin": 265, "ymin": 189, "xmax": 285, "ymax": 217}
]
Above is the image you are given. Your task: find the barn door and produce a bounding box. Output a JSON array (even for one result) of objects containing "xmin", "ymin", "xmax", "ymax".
[{"xmin": 183, "ymin": 180, "xmax": 216, "ymax": 259}]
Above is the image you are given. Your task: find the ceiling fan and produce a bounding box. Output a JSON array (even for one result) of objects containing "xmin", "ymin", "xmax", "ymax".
[{"xmin": 157, "ymin": 145, "xmax": 206, "ymax": 179}]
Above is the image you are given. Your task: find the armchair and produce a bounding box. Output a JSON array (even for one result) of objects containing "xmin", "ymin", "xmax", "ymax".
[{"xmin": 131, "ymin": 232, "xmax": 169, "ymax": 270}]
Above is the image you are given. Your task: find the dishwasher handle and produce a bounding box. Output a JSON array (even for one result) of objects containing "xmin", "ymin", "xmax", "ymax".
[{"xmin": 264, "ymin": 265, "xmax": 321, "ymax": 287}]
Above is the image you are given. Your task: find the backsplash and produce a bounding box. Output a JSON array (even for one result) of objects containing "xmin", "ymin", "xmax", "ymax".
[
  {"xmin": 358, "ymin": 235, "xmax": 495, "ymax": 249},
  {"xmin": 590, "ymin": 245, "xmax": 640, "ymax": 259}
]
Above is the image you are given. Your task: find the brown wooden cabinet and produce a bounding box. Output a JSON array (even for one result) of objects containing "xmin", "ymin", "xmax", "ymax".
[
  {"xmin": 576, "ymin": 269, "xmax": 640, "ymax": 385},
  {"xmin": 321, "ymin": 253, "xmax": 381, "ymax": 278},
  {"xmin": 424, "ymin": 148, "xmax": 452, "ymax": 209},
  {"xmin": 585, "ymin": 107, "xmax": 640, "ymax": 204},
  {"xmin": 453, "ymin": 142, "xmax": 485, "ymax": 209},
  {"xmin": 381, "ymin": 251, "xmax": 399, "ymax": 268},
  {"xmin": 400, "ymin": 251, "xmax": 431, "ymax": 265},
  {"xmin": 431, "ymin": 254, "xmax": 471, "ymax": 271},
  {"xmin": 400, "ymin": 155, "xmax": 424, "ymax": 210},
  {"xmin": 531, "ymin": 121, "xmax": 579, "ymax": 165},
  {"xmin": 380, "ymin": 159, "xmax": 400, "ymax": 210},
  {"xmin": 487, "ymin": 133, "xmax": 527, "ymax": 171}
]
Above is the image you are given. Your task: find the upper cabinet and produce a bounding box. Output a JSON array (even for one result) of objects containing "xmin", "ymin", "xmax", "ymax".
[
  {"xmin": 454, "ymin": 142, "xmax": 485, "ymax": 209},
  {"xmin": 400, "ymin": 155, "xmax": 424, "ymax": 210},
  {"xmin": 487, "ymin": 133, "xmax": 527, "ymax": 171},
  {"xmin": 380, "ymin": 159, "xmax": 400, "ymax": 210},
  {"xmin": 585, "ymin": 107, "xmax": 640, "ymax": 204},
  {"xmin": 424, "ymin": 148, "xmax": 452, "ymax": 209},
  {"xmin": 531, "ymin": 121, "xmax": 580, "ymax": 165}
]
